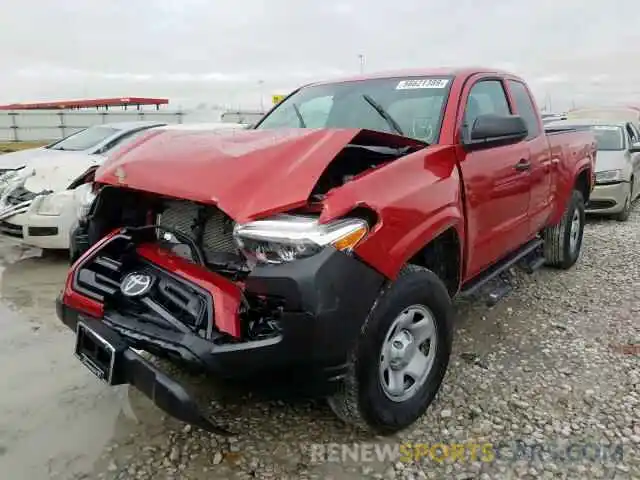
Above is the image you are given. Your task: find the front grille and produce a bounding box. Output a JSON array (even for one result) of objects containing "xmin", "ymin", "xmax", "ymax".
[
  {"xmin": 74, "ymin": 237, "xmax": 213, "ymax": 337},
  {"xmin": 6, "ymin": 186, "xmax": 39, "ymax": 206},
  {"xmin": 0, "ymin": 220, "xmax": 23, "ymax": 238},
  {"xmin": 586, "ymin": 199, "xmax": 617, "ymax": 210},
  {"xmin": 28, "ymin": 226, "xmax": 58, "ymax": 237},
  {"xmin": 158, "ymin": 200, "xmax": 237, "ymax": 254}
]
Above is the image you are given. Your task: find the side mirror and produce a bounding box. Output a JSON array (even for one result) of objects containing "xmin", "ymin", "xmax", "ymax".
[
  {"xmin": 464, "ymin": 114, "xmax": 528, "ymax": 150},
  {"xmin": 629, "ymin": 142, "xmax": 640, "ymax": 153}
]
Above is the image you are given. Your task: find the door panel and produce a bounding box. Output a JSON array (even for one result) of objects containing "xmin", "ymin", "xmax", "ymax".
[
  {"xmin": 460, "ymin": 143, "xmax": 532, "ymax": 279},
  {"xmin": 506, "ymin": 80, "xmax": 553, "ymax": 235},
  {"xmin": 458, "ymin": 78, "xmax": 532, "ymax": 280},
  {"xmin": 526, "ymin": 137, "xmax": 553, "ymax": 233}
]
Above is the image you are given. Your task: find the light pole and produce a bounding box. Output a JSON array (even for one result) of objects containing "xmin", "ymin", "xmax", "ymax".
[{"xmin": 357, "ymin": 54, "xmax": 365, "ymax": 74}]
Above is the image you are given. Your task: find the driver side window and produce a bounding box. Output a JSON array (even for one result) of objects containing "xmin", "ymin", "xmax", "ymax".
[
  {"xmin": 99, "ymin": 128, "xmax": 150, "ymax": 154},
  {"xmin": 463, "ymin": 80, "xmax": 511, "ymax": 140}
]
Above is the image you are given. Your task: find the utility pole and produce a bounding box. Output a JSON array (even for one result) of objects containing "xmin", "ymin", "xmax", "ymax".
[{"xmin": 357, "ymin": 54, "xmax": 365, "ymax": 74}]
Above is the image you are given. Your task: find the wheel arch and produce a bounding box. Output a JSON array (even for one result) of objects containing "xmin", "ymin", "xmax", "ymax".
[
  {"xmin": 406, "ymin": 226, "xmax": 462, "ymax": 297},
  {"xmin": 574, "ymin": 167, "xmax": 592, "ymax": 204}
]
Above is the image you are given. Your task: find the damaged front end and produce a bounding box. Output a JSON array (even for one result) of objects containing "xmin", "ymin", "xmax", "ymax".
[{"xmin": 60, "ymin": 128, "xmax": 424, "ymax": 432}]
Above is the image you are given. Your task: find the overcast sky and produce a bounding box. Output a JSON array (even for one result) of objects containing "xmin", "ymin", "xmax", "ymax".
[{"xmin": 0, "ymin": 0, "xmax": 637, "ymax": 111}]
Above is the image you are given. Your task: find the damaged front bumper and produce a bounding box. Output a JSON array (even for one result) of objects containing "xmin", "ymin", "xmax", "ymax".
[
  {"xmin": 585, "ymin": 181, "xmax": 629, "ymax": 214},
  {"xmin": 57, "ymin": 228, "xmax": 386, "ymax": 433},
  {"xmin": 0, "ymin": 192, "xmax": 77, "ymax": 249},
  {"xmin": 71, "ymin": 315, "xmax": 230, "ymax": 435}
]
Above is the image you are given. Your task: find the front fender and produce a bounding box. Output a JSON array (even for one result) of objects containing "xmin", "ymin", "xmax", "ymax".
[{"xmin": 319, "ymin": 146, "xmax": 464, "ymax": 279}]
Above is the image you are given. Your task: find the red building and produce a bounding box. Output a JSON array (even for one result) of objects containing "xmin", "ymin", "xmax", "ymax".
[{"xmin": 0, "ymin": 97, "xmax": 169, "ymax": 111}]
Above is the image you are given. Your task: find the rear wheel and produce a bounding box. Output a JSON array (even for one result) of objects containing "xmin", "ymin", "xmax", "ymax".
[
  {"xmin": 543, "ymin": 189, "xmax": 585, "ymax": 269},
  {"xmin": 327, "ymin": 265, "xmax": 453, "ymax": 435}
]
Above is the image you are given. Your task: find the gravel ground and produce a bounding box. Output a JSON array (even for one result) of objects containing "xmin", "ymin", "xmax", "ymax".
[{"xmin": 0, "ymin": 206, "xmax": 638, "ymax": 479}]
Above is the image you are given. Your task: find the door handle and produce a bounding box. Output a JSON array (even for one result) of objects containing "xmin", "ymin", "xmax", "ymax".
[{"xmin": 514, "ymin": 159, "xmax": 531, "ymax": 171}]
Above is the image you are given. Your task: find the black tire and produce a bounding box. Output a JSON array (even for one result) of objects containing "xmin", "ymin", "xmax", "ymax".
[
  {"xmin": 543, "ymin": 189, "xmax": 585, "ymax": 269},
  {"xmin": 615, "ymin": 183, "xmax": 632, "ymax": 222},
  {"xmin": 327, "ymin": 264, "xmax": 453, "ymax": 435}
]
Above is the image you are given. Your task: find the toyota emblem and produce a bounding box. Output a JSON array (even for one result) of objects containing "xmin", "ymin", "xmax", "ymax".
[{"xmin": 120, "ymin": 272, "xmax": 154, "ymax": 297}]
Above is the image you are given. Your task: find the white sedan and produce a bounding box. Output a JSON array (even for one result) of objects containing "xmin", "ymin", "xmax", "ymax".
[
  {"xmin": 0, "ymin": 122, "xmax": 247, "ymax": 251},
  {"xmin": 0, "ymin": 121, "xmax": 166, "ymax": 174}
]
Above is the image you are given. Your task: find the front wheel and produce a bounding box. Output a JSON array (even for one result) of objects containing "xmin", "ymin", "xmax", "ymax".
[
  {"xmin": 327, "ymin": 265, "xmax": 453, "ymax": 435},
  {"xmin": 615, "ymin": 184, "xmax": 632, "ymax": 222},
  {"xmin": 543, "ymin": 189, "xmax": 585, "ymax": 269}
]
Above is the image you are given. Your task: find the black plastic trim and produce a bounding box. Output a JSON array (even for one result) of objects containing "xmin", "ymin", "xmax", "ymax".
[{"xmin": 27, "ymin": 226, "xmax": 59, "ymax": 237}]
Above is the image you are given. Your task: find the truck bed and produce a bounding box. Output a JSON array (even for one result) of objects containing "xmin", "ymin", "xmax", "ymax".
[{"xmin": 546, "ymin": 127, "xmax": 597, "ymax": 164}]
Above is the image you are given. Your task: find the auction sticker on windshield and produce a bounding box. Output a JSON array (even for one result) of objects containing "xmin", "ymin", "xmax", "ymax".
[{"xmin": 396, "ymin": 78, "xmax": 449, "ymax": 89}]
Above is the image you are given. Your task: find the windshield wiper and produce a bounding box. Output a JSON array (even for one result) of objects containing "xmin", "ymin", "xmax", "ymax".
[
  {"xmin": 362, "ymin": 94, "xmax": 404, "ymax": 136},
  {"xmin": 291, "ymin": 103, "xmax": 306, "ymax": 127}
]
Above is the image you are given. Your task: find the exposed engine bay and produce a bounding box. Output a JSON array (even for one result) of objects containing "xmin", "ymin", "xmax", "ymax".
[
  {"xmin": 310, "ymin": 129, "xmax": 425, "ymax": 200},
  {"xmin": 85, "ymin": 187, "xmax": 248, "ymax": 279},
  {"xmin": 310, "ymin": 143, "xmax": 418, "ymax": 201}
]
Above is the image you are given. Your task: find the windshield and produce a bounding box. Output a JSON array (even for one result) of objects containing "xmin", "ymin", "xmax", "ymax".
[
  {"xmin": 582, "ymin": 125, "xmax": 624, "ymax": 151},
  {"xmin": 255, "ymin": 76, "xmax": 454, "ymax": 144},
  {"xmin": 46, "ymin": 126, "xmax": 120, "ymax": 151},
  {"xmin": 558, "ymin": 124, "xmax": 625, "ymax": 151}
]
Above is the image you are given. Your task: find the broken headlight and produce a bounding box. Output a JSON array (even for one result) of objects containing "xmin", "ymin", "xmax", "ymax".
[
  {"xmin": 73, "ymin": 182, "xmax": 97, "ymax": 220},
  {"xmin": 36, "ymin": 191, "xmax": 74, "ymax": 216},
  {"xmin": 594, "ymin": 169, "xmax": 624, "ymax": 184},
  {"xmin": 233, "ymin": 214, "xmax": 368, "ymax": 265}
]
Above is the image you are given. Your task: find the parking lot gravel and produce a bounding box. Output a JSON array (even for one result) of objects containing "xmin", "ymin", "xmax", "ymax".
[{"xmin": 0, "ymin": 206, "xmax": 638, "ymax": 479}]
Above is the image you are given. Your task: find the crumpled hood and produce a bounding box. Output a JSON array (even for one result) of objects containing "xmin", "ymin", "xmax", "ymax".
[
  {"xmin": 96, "ymin": 127, "xmax": 425, "ymax": 222},
  {"xmin": 0, "ymin": 147, "xmax": 51, "ymax": 170},
  {"xmin": 594, "ymin": 150, "xmax": 629, "ymax": 173},
  {"xmin": 21, "ymin": 152, "xmax": 102, "ymax": 193}
]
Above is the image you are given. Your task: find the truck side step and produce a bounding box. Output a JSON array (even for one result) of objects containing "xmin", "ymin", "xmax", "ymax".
[
  {"xmin": 519, "ymin": 255, "xmax": 546, "ymax": 274},
  {"xmin": 486, "ymin": 278, "xmax": 513, "ymax": 307},
  {"xmin": 458, "ymin": 238, "xmax": 543, "ymax": 298}
]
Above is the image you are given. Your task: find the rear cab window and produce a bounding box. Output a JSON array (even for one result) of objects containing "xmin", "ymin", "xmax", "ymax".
[{"xmin": 507, "ymin": 80, "xmax": 541, "ymax": 139}]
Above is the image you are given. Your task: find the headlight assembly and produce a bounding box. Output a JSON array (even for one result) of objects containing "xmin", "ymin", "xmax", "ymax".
[
  {"xmin": 595, "ymin": 169, "xmax": 624, "ymax": 184},
  {"xmin": 36, "ymin": 191, "xmax": 74, "ymax": 216},
  {"xmin": 0, "ymin": 168, "xmax": 23, "ymax": 184},
  {"xmin": 73, "ymin": 182, "xmax": 97, "ymax": 219},
  {"xmin": 233, "ymin": 214, "xmax": 369, "ymax": 265},
  {"xmin": 0, "ymin": 167, "xmax": 29, "ymax": 189}
]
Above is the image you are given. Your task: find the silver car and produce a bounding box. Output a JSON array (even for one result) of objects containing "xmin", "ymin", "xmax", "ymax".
[{"xmin": 546, "ymin": 118, "xmax": 640, "ymax": 221}]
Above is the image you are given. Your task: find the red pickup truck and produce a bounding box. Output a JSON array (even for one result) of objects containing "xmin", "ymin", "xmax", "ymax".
[{"xmin": 57, "ymin": 68, "xmax": 596, "ymax": 436}]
